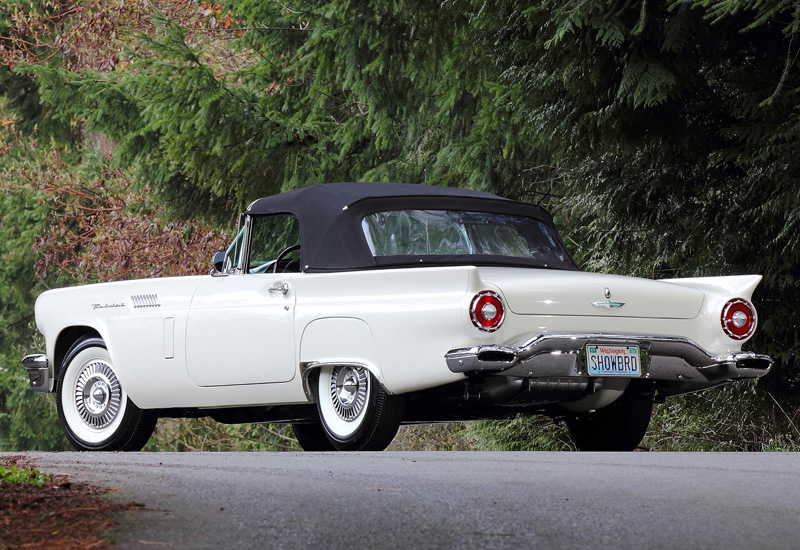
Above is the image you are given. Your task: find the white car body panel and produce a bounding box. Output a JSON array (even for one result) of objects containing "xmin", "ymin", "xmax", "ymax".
[
  {"xmin": 186, "ymin": 275, "xmax": 297, "ymax": 386},
  {"xmin": 478, "ymin": 268, "xmax": 762, "ymax": 355},
  {"xmin": 34, "ymin": 266, "xmax": 478, "ymax": 407},
  {"xmin": 34, "ymin": 264, "xmax": 761, "ymax": 410},
  {"xmin": 293, "ymin": 266, "xmax": 480, "ymax": 395},
  {"xmin": 299, "ymin": 317, "xmax": 383, "ymax": 377}
]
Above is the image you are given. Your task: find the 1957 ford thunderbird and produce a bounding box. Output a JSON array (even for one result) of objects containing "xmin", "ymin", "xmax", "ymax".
[{"xmin": 22, "ymin": 182, "xmax": 772, "ymax": 451}]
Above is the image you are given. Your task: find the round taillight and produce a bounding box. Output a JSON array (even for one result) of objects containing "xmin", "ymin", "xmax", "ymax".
[
  {"xmin": 470, "ymin": 291, "xmax": 505, "ymax": 332},
  {"xmin": 721, "ymin": 298, "xmax": 756, "ymax": 340}
]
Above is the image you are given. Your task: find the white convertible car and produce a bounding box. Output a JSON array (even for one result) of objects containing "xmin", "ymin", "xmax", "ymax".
[{"xmin": 23, "ymin": 182, "xmax": 772, "ymax": 451}]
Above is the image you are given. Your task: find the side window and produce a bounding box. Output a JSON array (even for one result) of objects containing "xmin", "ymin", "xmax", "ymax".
[
  {"xmin": 248, "ymin": 215, "xmax": 301, "ymax": 273},
  {"xmin": 363, "ymin": 210, "xmax": 472, "ymax": 256}
]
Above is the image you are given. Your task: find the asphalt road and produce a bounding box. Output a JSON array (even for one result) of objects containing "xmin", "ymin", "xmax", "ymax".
[{"xmin": 9, "ymin": 451, "xmax": 800, "ymax": 549}]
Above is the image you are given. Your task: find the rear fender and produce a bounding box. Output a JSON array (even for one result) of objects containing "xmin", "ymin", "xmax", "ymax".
[
  {"xmin": 299, "ymin": 318, "xmax": 384, "ymax": 400},
  {"xmin": 662, "ymin": 275, "xmax": 762, "ymax": 299},
  {"xmin": 662, "ymin": 274, "xmax": 763, "ymax": 350}
]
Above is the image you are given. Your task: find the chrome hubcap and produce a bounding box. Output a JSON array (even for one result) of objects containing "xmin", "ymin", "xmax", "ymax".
[
  {"xmin": 329, "ymin": 366, "xmax": 368, "ymax": 421},
  {"xmin": 74, "ymin": 360, "xmax": 122, "ymax": 429}
]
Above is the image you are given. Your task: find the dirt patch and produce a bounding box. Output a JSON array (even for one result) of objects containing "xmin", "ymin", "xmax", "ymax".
[{"xmin": 1, "ymin": 455, "xmax": 143, "ymax": 550}]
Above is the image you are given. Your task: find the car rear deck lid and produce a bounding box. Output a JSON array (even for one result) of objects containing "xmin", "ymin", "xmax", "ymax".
[{"xmin": 479, "ymin": 268, "xmax": 704, "ymax": 319}]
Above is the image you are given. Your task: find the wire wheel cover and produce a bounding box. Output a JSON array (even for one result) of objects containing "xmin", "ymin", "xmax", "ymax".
[
  {"xmin": 329, "ymin": 366, "xmax": 369, "ymax": 421},
  {"xmin": 73, "ymin": 360, "xmax": 122, "ymax": 429}
]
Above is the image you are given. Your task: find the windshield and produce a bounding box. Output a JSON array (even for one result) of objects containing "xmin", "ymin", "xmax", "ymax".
[{"xmin": 362, "ymin": 210, "xmax": 573, "ymax": 268}]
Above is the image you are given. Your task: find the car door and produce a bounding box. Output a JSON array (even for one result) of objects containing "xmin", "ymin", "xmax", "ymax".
[{"xmin": 185, "ymin": 214, "xmax": 301, "ymax": 387}]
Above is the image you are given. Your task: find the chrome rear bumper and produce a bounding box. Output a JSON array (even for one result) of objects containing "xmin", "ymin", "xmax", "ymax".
[
  {"xmin": 445, "ymin": 333, "xmax": 772, "ymax": 391},
  {"xmin": 22, "ymin": 354, "xmax": 52, "ymax": 393}
]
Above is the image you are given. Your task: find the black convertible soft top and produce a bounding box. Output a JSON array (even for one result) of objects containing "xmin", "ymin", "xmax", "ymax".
[{"xmin": 245, "ymin": 182, "xmax": 577, "ymax": 272}]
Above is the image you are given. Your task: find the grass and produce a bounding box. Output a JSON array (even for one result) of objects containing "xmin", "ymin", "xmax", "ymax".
[{"xmin": 0, "ymin": 465, "xmax": 52, "ymax": 487}]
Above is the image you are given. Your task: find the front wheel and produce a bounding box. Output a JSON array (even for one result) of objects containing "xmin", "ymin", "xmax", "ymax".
[
  {"xmin": 56, "ymin": 337, "xmax": 157, "ymax": 451},
  {"xmin": 316, "ymin": 365, "xmax": 404, "ymax": 451},
  {"xmin": 565, "ymin": 395, "xmax": 654, "ymax": 452}
]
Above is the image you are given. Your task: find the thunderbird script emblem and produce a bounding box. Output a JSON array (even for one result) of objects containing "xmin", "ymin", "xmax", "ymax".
[{"xmin": 592, "ymin": 287, "xmax": 625, "ymax": 309}]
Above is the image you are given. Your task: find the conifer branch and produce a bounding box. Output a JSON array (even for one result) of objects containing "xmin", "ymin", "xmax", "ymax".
[{"xmin": 763, "ymin": 31, "xmax": 799, "ymax": 106}]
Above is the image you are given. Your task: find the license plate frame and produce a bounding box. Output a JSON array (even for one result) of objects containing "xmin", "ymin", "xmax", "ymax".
[{"xmin": 585, "ymin": 344, "xmax": 642, "ymax": 377}]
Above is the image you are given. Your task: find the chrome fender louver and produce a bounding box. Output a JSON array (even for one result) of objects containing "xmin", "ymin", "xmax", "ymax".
[{"xmin": 131, "ymin": 294, "xmax": 161, "ymax": 309}]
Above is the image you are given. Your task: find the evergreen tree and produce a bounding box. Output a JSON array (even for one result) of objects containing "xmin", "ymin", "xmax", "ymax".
[{"xmin": 23, "ymin": 1, "xmax": 551, "ymax": 219}]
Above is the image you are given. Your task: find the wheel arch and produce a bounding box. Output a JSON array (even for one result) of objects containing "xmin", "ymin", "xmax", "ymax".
[
  {"xmin": 298, "ymin": 318, "xmax": 386, "ymax": 401},
  {"xmin": 53, "ymin": 326, "xmax": 104, "ymax": 379}
]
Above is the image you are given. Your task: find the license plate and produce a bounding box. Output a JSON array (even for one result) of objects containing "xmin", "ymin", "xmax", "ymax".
[{"xmin": 586, "ymin": 345, "xmax": 642, "ymax": 377}]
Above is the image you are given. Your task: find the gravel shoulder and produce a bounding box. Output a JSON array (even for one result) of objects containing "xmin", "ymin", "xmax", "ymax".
[{"xmin": 1, "ymin": 454, "xmax": 142, "ymax": 550}]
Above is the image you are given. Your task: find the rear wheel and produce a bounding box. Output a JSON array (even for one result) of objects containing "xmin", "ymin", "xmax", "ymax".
[
  {"xmin": 316, "ymin": 365, "xmax": 404, "ymax": 451},
  {"xmin": 565, "ymin": 395, "xmax": 654, "ymax": 451},
  {"xmin": 292, "ymin": 422, "xmax": 337, "ymax": 451},
  {"xmin": 56, "ymin": 337, "xmax": 157, "ymax": 451}
]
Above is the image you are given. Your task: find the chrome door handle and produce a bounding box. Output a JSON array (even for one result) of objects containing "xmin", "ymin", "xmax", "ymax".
[{"xmin": 269, "ymin": 283, "xmax": 289, "ymax": 295}]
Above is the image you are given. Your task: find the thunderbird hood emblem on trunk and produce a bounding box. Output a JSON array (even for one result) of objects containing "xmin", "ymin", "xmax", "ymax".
[{"xmin": 592, "ymin": 287, "xmax": 625, "ymax": 309}]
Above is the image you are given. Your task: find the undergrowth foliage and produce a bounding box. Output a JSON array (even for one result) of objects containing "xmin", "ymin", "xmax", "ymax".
[
  {"xmin": 12, "ymin": 147, "xmax": 227, "ymax": 283},
  {"xmin": 148, "ymin": 418, "xmax": 299, "ymax": 452}
]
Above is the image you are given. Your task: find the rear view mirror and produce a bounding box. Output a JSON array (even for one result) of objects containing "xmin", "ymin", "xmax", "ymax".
[{"xmin": 211, "ymin": 251, "xmax": 229, "ymax": 276}]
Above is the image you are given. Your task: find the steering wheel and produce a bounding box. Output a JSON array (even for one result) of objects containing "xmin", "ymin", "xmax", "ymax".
[{"xmin": 272, "ymin": 244, "xmax": 301, "ymax": 273}]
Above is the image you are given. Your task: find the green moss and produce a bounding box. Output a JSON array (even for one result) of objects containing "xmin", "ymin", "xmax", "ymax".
[{"xmin": 0, "ymin": 465, "xmax": 52, "ymax": 487}]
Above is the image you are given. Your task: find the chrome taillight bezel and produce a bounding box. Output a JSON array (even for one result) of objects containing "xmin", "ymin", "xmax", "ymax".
[
  {"xmin": 721, "ymin": 298, "xmax": 757, "ymax": 341},
  {"xmin": 470, "ymin": 290, "xmax": 505, "ymax": 332}
]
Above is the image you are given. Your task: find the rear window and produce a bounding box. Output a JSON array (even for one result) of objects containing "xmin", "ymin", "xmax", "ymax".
[{"xmin": 362, "ymin": 210, "xmax": 573, "ymax": 268}]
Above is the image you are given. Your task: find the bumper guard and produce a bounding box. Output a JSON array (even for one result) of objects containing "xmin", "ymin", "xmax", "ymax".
[{"xmin": 22, "ymin": 354, "xmax": 52, "ymax": 393}]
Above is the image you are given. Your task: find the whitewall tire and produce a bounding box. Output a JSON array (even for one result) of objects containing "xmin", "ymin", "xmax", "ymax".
[
  {"xmin": 316, "ymin": 365, "xmax": 404, "ymax": 451},
  {"xmin": 56, "ymin": 337, "xmax": 156, "ymax": 451}
]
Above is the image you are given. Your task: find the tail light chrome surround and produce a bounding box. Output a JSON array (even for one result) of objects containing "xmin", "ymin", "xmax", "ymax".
[
  {"xmin": 721, "ymin": 298, "xmax": 757, "ymax": 341},
  {"xmin": 470, "ymin": 290, "xmax": 505, "ymax": 332}
]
